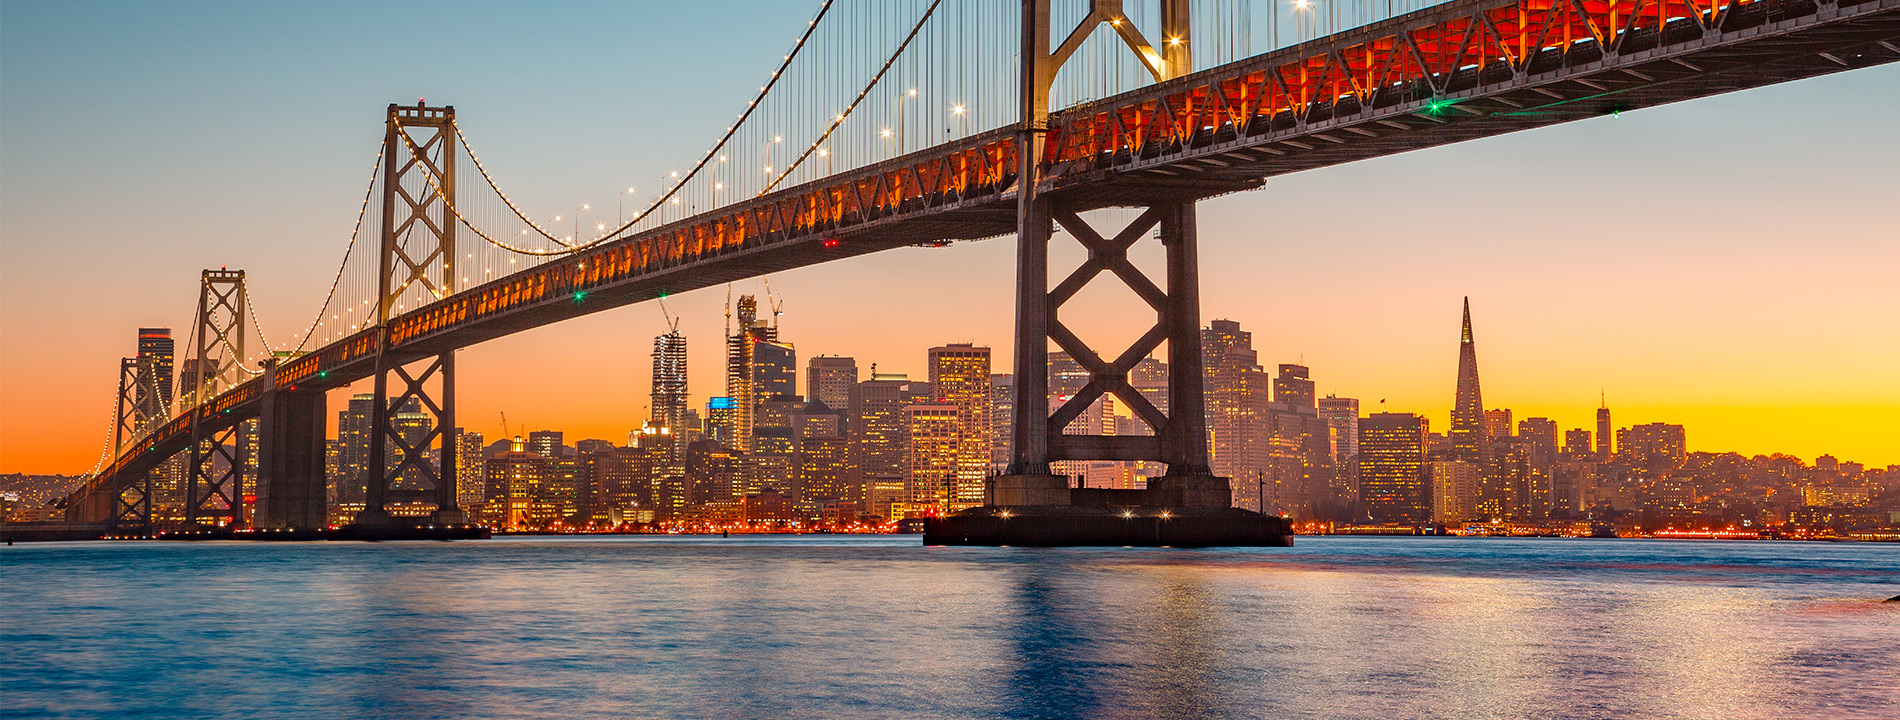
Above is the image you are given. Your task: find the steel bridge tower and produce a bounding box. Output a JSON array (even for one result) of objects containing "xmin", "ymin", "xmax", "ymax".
[
  {"xmin": 181, "ymin": 269, "xmax": 249, "ymax": 529},
  {"xmin": 354, "ymin": 102, "xmax": 465, "ymax": 527},
  {"xmin": 995, "ymin": 0, "xmax": 1232, "ymax": 508}
]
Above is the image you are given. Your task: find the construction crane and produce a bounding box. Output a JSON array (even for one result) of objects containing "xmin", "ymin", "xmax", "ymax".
[
  {"xmin": 659, "ymin": 294, "xmax": 680, "ymax": 334},
  {"xmin": 763, "ymin": 276, "xmax": 785, "ymax": 329}
]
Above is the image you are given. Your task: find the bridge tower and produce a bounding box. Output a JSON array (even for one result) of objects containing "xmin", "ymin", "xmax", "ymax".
[
  {"xmin": 106, "ymin": 356, "xmax": 160, "ymax": 529},
  {"xmin": 355, "ymin": 102, "xmax": 463, "ymax": 527},
  {"xmin": 998, "ymin": 0, "xmax": 1232, "ymax": 507},
  {"xmin": 182, "ymin": 269, "xmax": 250, "ymax": 528}
]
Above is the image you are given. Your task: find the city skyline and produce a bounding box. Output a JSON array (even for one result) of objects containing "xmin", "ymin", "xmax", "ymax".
[{"xmin": 4, "ymin": 2, "xmax": 1898, "ymax": 473}]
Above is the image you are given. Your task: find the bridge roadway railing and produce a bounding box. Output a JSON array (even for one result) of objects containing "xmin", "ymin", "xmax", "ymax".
[{"xmin": 70, "ymin": 0, "xmax": 1899, "ymax": 521}]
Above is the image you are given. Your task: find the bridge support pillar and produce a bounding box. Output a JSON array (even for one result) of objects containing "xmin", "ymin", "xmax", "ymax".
[
  {"xmin": 105, "ymin": 356, "xmax": 155, "ymax": 530},
  {"xmin": 256, "ymin": 360, "xmax": 328, "ymax": 529},
  {"xmin": 355, "ymin": 350, "xmax": 462, "ymax": 527},
  {"xmin": 997, "ymin": 196, "xmax": 1228, "ymax": 509}
]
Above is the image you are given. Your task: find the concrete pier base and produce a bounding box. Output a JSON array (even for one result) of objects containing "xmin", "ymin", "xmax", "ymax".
[{"xmin": 924, "ymin": 505, "xmax": 1292, "ymax": 548}]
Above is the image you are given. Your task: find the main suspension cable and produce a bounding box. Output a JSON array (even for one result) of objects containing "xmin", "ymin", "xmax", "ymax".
[{"xmin": 451, "ymin": 0, "xmax": 841, "ymax": 252}]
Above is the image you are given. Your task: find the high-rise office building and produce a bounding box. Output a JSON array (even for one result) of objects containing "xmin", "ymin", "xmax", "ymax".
[
  {"xmin": 685, "ymin": 439, "xmax": 740, "ymax": 506},
  {"xmin": 651, "ymin": 329, "xmax": 689, "ymax": 444},
  {"xmin": 1360, "ymin": 412, "xmax": 1431, "ymax": 523},
  {"xmin": 1430, "ymin": 459, "xmax": 1481, "ymax": 524},
  {"xmin": 989, "ymin": 373, "xmax": 1014, "ymax": 471},
  {"xmin": 484, "ymin": 436, "xmax": 549, "ymax": 529},
  {"xmin": 1596, "ymin": 394, "xmax": 1614, "ymax": 462},
  {"xmin": 1273, "ymin": 363, "xmax": 1316, "ymax": 410},
  {"xmin": 333, "ymin": 393, "xmax": 376, "ymax": 504},
  {"xmin": 754, "ymin": 341, "xmax": 796, "ymax": 401},
  {"xmin": 1564, "ymin": 428, "xmax": 1593, "ymax": 460},
  {"xmin": 1202, "ymin": 319, "xmax": 1267, "ymax": 487},
  {"xmin": 1484, "ymin": 409, "xmax": 1514, "ymax": 440},
  {"xmin": 706, "ymin": 397, "xmax": 738, "ymax": 447},
  {"xmin": 902, "ymin": 404, "xmax": 962, "ymax": 515},
  {"xmin": 725, "ymin": 295, "xmax": 763, "ymax": 451},
  {"xmin": 1318, "ymin": 396, "xmax": 1360, "ymax": 461},
  {"xmin": 1263, "ymin": 363, "xmax": 1333, "ymax": 517},
  {"xmin": 454, "ymin": 429, "xmax": 486, "ymax": 509},
  {"xmin": 724, "ymin": 294, "xmax": 794, "ymax": 453},
  {"xmin": 929, "ymin": 344, "xmax": 992, "ymax": 510},
  {"xmin": 1318, "ymin": 395, "xmax": 1361, "ymax": 504},
  {"xmin": 850, "ymin": 373, "xmax": 932, "ymax": 519},
  {"xmin": 798, "ymin": 434, "xmax": 852, "ymax": 503},
  {"xmin": 527, "ymin": 430, "xmax": 565, "ymax": 459},
  {"xmin": 746, "ymin": 395, "xmax": 805, "ymax": 494},
  {"xmin": 1618, "ymin": 423, "xmax": 1687, "ymax": 468},
  {"xmin": 806, "ymin": 356, "xmax": 858, "ymax": 412},
  {"xmin": 1449, "ymin": 298, "xmax": 1488, "ymax": 464},
  {"xmin": 136, "ymin": 328, "xmax": 175, "ymax": 415},
  {"xmin": 1519, "ymin": 418, "xmax": 1559, "ymax": 470}
]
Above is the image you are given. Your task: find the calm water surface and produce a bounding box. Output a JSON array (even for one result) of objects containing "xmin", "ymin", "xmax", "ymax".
[{"xmin": 3, "ymin": 536, "xmax": 1896, "ymax": 719}]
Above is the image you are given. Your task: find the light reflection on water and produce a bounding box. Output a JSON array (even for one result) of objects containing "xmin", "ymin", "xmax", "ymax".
[{"xmin": 3, "ymin": 536, "xmax": 1896, "ymax": 719}]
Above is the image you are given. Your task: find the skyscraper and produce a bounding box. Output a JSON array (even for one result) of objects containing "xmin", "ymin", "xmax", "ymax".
[
  {"xmin": 1618, "ymin": 423, "xmax": 1687, "ymax": 468},
  {"xmin": 725, "ymin": 295, "xmax": 765, "ymax": 452},
  {"xmin": 851, "ymin": 373, "xmax": 932, "ymax": 520},
  {"xmin": 1202, "ymin": 319, "xmax": 1267, "ymax": 487},
  {"xmin": 1564, "ymin": 428, "xmax": 1593, "ymax": 460},
  {"xmin": 902, "ymin": 403, "xmax": 962, "ymax": 516},
  {"xmin": 806, "ymin": 356, "xmax": 857, "ymax": 412},
  {"xmin": 1360, "ymin": 412, "xmax": 1431, "ymax": 523},
  {"xmin": 1484, "ymin": 409, "xmax": 1514, "ymax": 440},
  {"xmin": 929, "ymin": 344, "xmax": 992, "ymax": 510},
  {"xmin": 989, "ymin": 373, "xmax": 1014, "ymax": 472},
  {"xmin": 1449, "ymin": 298, "xmax": 1487, "ymax": 464},
  {"xmin": 724, "ymin": 294, "xmax": 794, "ymax": 453},
  {"xmin": 527, "ymin": 430, "xmax": 565, "ymax": 459},
  {"xmin": 135, "ymin": 328, "xmax": 175, "ymax": 417},
  {"xmin": 1318, "ymin": 395, "xmax": 1361, "ymax": 505},
  {"xmin": 1518, "ymin": 418, "xmax": 1559, "ymax": 470},
  {"xmin": 706, "ymin": 397, "xmax": 737, "ymax": 448},
  {"xmin": 1595, "ymin": 394, "xmax": 1614, "ymax": 462},
  {"xmin": 1430, "ymin": 460, "xmax": 1481, "ymax": 524},
  {"xmin": 454, "ymin": 428, "xmax": 486, "ymax": 509},
  {"xmin": 1318, "ymin": 396, "xmax": 1360, "ymax": 463},
  {"xmin": 1272, "ymin": 364, "xmax": 1316, "ymax": 410},
  {"xmin": 333, "ymin": 393, "xmax": 376, "ymax": 505},
  {"xmin": 651, "ymin": 329, "xmax": 688, "ymax": 443}
]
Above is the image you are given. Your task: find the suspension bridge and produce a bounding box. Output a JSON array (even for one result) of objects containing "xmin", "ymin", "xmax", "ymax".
[{"xmin": 62, "ymin": 0, "xmax": 1900, "ymax": 539}]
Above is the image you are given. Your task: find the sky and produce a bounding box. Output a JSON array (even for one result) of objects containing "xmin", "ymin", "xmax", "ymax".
[{"xmin": 3, "ymin": 1, "xmax": 1897, "ymax": 474}]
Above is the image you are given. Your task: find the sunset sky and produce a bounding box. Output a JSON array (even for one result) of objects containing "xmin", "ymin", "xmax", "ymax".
[{"xmin": 3, "ymin": 1, "xmax": 1896, "ymax": 474}]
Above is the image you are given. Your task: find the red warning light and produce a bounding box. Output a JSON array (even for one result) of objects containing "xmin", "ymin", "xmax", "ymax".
[{"xmin": 822, "ymin": 238, "xmax": 840, "ymax": 248}]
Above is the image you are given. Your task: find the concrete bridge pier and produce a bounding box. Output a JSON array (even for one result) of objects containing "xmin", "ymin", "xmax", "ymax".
[{"xmin": 255, "ymin": 359, "xmax": 328, "ymax": 529}]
